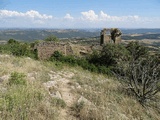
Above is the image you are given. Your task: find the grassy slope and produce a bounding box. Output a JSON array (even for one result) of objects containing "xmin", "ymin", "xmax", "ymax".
[{"xmin": 0, "ymin": 54, "xmax": 159, "ymax": 120}]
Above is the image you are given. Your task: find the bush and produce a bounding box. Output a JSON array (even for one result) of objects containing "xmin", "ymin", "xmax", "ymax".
[
  {"xmin": 50, "ymin": 51, "xmax": 112, "ymax": 75},
  {"xmin": 89, "ymin": 44, "xmax": 128, "ymax": 67},
  {"xmin": 45, "ymin": 35, "xmax": 59, "ymax": 42},
  {"xmin": 8, "ymin": 72, "xmax": 26, "ymax": 86},
  {"xmin": 8, "ymin": 39, "xmax": 19, "ymax": 44},
  {"xmin": 97, "ymin": 65, "xmax": 112, "ymax": 75},
  {"xmin": 50, "ymin": 51, "xmax": 63, "ymax": 61},
  {"xmin": 10, "ymin": 43, "xmax": 30, "ymax": 56},
  {"xmin": 126, "ymin": 41, "xmax": 148, "ymax": 61},
  {"xmin": 51, "ymin": 98, "xmax": 66, "ymax": 108},
  {"xmin": 123, "ymin": 56, "xmax": 159, "ymax": 104},
  {"xmin": 116, "ymin": 42, "xmax": 160, "ymax": 104},
  {"xmin": 0, "ymin": 40, "xmax": 37, "ymax": 59}
]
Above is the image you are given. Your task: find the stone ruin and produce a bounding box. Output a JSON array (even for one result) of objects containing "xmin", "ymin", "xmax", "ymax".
[
  {"xmin": 34, "ymin": 41, "xmax": 93, "ymax": 60},
  {"xmin": 100, "ymin": 28, "xmax": 122, "ymax": 45},
  {"xmin": 34, "ymin": 42, "xmax": 73, "ymax": 60},
  {"xmin": 34, "ymin": 28, "xmax": 122, "ymax": 60}
]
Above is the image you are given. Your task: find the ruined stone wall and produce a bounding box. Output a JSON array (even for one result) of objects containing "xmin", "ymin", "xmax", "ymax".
[
  {"xmin": 100, "ymin": 28, "xmax": 112, "ymax": 45},
  {"xmin": 115, "ymin": 36, "xmax": 122, "ymax": 44},
  {"xmin": 100, "ymin": 28, "xmax": 122, "ymax": 45},
  {"xmin": 35, "ymin": 42, "xmax": 73, "ymax": 60},
  {"xmin": 103, "ymin": 35, "xmax": 111, "ymax": 44}
]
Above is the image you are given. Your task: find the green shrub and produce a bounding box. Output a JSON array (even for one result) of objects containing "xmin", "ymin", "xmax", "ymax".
[
  {"xmin": 97, "ymin": 65, "xmax": 112, "ymax": 75},
  {"xmin": 0, "ymin": 40, "xmax": 37, "ymax": 59},
  {"xmin": 10, "ymin": 43, "xmax": 29, "ymax": 56},
  {"xmin": 126, "ymin": 41, "xmax": 148, "ymax": 61},
  {"xmin": 8, "ymin": 72, "xmax": 26, "ymax": 86},
  {"xmin": 89, "ymin": 44, "xmax": 128, "ymax": 67},
  {"xmin": 50, "ymin": 51, "xmax": 63, "ymax": 61},
  {"xmin": 50, "ymin": 51, "xmax": 112, "ymax": 75},
  {"xmin": 8, "ymin": 39, "xmax": 20, "ymax": 44},
  {"xmin": 45, "ymin": 35, "xmax": 59, "ymax": 42},
  {"xmin": 51, "ymin": 98, "xmax": 66, "ymax": 108}
]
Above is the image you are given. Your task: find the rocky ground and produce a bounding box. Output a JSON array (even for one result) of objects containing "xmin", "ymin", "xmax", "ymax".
[{"xmin": 0, "ymin": 54, "xmax": 159, "ymax": 120}]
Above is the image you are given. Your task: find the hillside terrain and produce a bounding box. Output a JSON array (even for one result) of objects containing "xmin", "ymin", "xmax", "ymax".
[
  {"xmin": 0, "ymin": 28, "xmax": 159, "ymax": 119},
  {"xmin": 0, "ymin": 54, "xmax": 159, "ymax": 120}
]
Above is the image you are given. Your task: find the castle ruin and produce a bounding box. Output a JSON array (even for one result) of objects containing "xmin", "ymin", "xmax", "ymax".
[
  {"xmin": 34, "ymin": 28, "xmax": 122, "ymax": 60},
  {"xmin": 100, "ymin": 28, "xmax": 122, "ymax": 45},
  {"xmin": 34, "ymin": 42, "xmax": 73, "ymax": 60}
]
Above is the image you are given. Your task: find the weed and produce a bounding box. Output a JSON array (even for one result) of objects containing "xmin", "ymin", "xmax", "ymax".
[
  {"xmin": 51, "ymin": 98, "xmax": 66, "ymax": 108},
  {"xmin": 8, "ymin": 72, "xmax": 26, "ymax": 86},
  {"xmin": 72, "ymin": 101, "xmax": 85, "ymax": 117}
]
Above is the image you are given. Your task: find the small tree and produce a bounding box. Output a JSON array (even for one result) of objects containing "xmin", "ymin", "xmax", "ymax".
[
  {"xmin": 123, "ymin": 56, "xmax": 159, "ymax": 104},
  {"xmin": 117, "ymin": 42, "xmax": 160, "ymax": 104},
  {"xmin": 126, "ymin": 41, "xmax": 148, "ymax": 62},
  {"xmin": 8, "ymin": 39, "xmax": 19, "ymax": 44},
  {"xmin": 45, "ymin": 35, "xmax": 59, "ymax": 42},
  {"xmin": 89, "ymin": 44, "xmax": 128, "ymax": 67}
]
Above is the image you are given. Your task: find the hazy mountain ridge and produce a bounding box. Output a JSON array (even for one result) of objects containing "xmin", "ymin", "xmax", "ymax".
[{"xmin": 0, "ymin": 28, "xmax": 160, "ymax": 42}]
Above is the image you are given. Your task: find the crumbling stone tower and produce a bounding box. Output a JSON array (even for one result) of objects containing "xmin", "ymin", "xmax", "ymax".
[
  {"xmin": 100, "ymin": 28, "xmax": 122, "ymax": 45},
  {"xmin": 110, "ymin": 28, "xmax": 122, "ymax": 44},
  {"xmin": 100, "ymin": 28, "xmax": 111, "ymax": 45}
]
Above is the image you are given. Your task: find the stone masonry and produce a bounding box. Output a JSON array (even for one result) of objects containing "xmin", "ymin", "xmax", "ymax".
[
  {"xmin": 100, "ymin": 28, "xmax": 122, "ymax": 45},
  {"xmin": 34, "ymin": 42, "xmax": 73, "ymax": 60}
]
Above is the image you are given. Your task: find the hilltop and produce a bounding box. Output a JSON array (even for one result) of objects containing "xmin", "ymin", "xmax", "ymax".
[{"xmin": 0, "ymin": 54, "xmax": 159, "ymax": 120}]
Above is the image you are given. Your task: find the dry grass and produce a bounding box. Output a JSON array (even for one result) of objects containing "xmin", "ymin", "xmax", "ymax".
[
  {"xmin": 0, "ymin": 55, "xmax": 59, "ymax": 119},
  {"xmin": 0, "ymin": 54, "xmax": 159, "ymax": 120},
  {"xmin": 71, "ymin": 67, "xmax": 160, "ymax": 120}
]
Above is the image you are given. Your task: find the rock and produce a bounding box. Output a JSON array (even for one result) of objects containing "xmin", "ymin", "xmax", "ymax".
[
  {"xmin": 43, "ymin": 81, "xmax": 57, "ymax": 88},
  {"xmin": 29, "ymin": 77, "xmax": 36, "ymax": 82},
  {"xmin": 0, "ymin": 75, "xmax": 9, "ymax": 83},
  {"xmin": 0, "ymin": 86, "xmax": 7, "ymax": 93},
  {"xmin": 50, "ymin": 71, "xmax": 56, "ymax": 74},
  {"xmin": 77, "ymin": 96, "xmax": 92, "ymax": 106},
  {"xmin": 77, "ymin": 85, "xmax": 81, "ymax": 89},
  {"xmin": 75, "ymin": 83, "xmax": 81, "ymax": 89},
  {"xmin": 118, "ymin": 113, "xmax": 129, "ymax": 120},
  {"xmin": 25, "ymin": 57, "xmax": 31, "ymax": 60},
  {"xmin": 0, "ymin": 78, "xmax": 3, "ymax": 83},
  {"xmin": 50, "ymin": 91, "xmax": 62, "ymax": 99},
  {"xmin": 65, "ymin": 72, "xmax": 74, "ymax": 78},
  {"xmin": 71, "ymin": 86, "xmax": 75, "ymax": 90},
  {"xmin": 48, "ymin": 73, "xmax": 54, "ymax": 80},
  {"xmin": 27, "ymin": 72, "xmax": 37, "ymax": 82}
]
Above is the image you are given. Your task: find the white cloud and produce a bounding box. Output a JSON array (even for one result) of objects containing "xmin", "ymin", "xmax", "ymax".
[
  {"xmin": 0, "ymin": 9, "xmax": 159, "ymax": 28},
  {"xmin": 81, "ymin": 10, "xmax": 140, "ymax": 22},
  {"xmin": 78, "ymin": 10, "xmax": 149, "ymax": 28},
  {"xmin": 25, "ymin": 10, "xmax": 53, "ymax": 19},
  {"xmin": 99, "ymin": 11, "xmax": 121, "ymax": 21},
  {"xmin": 81, "ymin": 10, "xmax": 98, "ymax": 21},
  {"xmin": 64, "ymin": 13, "xmax": 74, "ymax": 20},
  {"xmin": 0, "ymin": 10, "xmax": 53, "ymax": 27},
  {"xmin": 0, "ymin": 10, "xmax": 52, "ymax": 19}
]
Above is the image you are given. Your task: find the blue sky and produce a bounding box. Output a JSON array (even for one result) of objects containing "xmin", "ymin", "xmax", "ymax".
[{"xmin": 0, "ymin": 0, "xmax": 160, "ymax": 28}]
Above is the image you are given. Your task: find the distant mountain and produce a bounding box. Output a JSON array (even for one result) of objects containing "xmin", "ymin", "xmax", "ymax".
[
  {"xmin": 0, "ymin": 28, "xmax": 160, "ymax": 42},
  {"xmin": 0, "ymin": 29, "xmax": 100, "ymax": 41},
  {"xmin": 121, "ymin": 28, "xmax": 160, "ymax": 34}
]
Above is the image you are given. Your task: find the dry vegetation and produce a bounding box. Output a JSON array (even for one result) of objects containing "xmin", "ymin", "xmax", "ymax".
[{"xmin": 0, "ymin": 54, "xmax": 159, "ymax": 120}]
